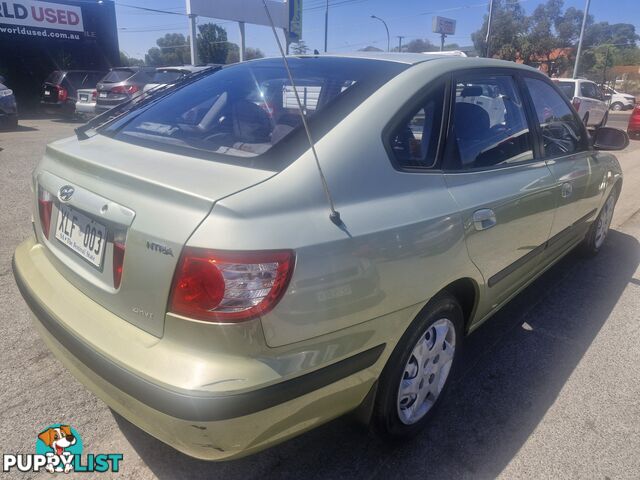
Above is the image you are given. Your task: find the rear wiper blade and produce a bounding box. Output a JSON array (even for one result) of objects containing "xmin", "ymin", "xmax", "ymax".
[{"xmin": 74, "ymin": 66, "xmax": 222, "ymax": 141}]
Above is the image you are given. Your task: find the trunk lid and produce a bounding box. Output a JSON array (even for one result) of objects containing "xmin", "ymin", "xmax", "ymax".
[{"xmin": 35, "ymin": 134, "xmax": 276, "ymax": 337}]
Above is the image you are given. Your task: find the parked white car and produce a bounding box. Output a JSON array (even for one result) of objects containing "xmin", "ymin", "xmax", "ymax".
[
  {"xmin": 601, "ymin": 85, "xmax": 636, "ymax": 111},
  {"xmin": 553, "ymin": 78, "xmax": 608, "ymax": 128}
]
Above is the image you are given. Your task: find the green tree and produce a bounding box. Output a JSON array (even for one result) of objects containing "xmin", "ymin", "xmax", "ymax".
[
  {"xmin": 517, "ymin": 0, "xmax": 566, "ymax": 67},
  {"xmin": 359, "ymin": 45, "xmax": 383, "ymax": 52},
  {"xmin": 555, "ymin": 6, "xmax": 591, "ymax": 46},
  {"xmin": 580, "ymin": 23, "xmax": 639, "ymax": 78},
  {"xmin": 291, "ymin": 40, "xmax": 309, "ymax": 55},
  {"xmin": 197, "ymin": 23, "xmax": 229, "ymax": 64},
  {"xmin": 225, "ymin": 45, "xmax": 265, "ymax": 64},
  {"xmin": 119, "ymin": 51, "xmax": 144, "ymax": 67},
  {"xmin": 471, "ymin": 0, "xmax": 528, "ymax": 60},
  {"xmin": 402, "ymin": 38, "xmax": 437, "ymax": 53},
  {"xmin": 145, "ymin": 33, "xmax": 190, "ymax": 66}
]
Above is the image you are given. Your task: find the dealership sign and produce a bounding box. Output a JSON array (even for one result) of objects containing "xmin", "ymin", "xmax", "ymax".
[{"xmin": 0, "ymin": 0, "xmax": 84, "ymax": 32}]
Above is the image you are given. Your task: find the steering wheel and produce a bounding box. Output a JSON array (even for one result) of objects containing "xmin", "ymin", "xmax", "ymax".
[{"xmin": 541, "ymin": 121, "xmax": 578, "ymax": 156}]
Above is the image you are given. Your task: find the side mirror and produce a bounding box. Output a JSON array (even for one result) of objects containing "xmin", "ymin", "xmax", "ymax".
[{"xmin": 593, "ymin": 127, "xmax": 629, "ymax": 151}]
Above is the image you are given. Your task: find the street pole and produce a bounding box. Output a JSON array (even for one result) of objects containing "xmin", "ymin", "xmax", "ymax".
[
  {"xmin": 397, "ymin": 35, "xmax": 404, "ymax": 52},
  {"xmin": 239, "ymin": 21, "xmax": 246, "ymax": 62},
  {"xmin": 440, "ymin": 33, "xmax": 445, "ymax": 52},
  {"xmin": 188, "ymin": 13, "xmax": 198, "ymax": 65},
  {"xmin": 371, "ymin": 15, "xmax": 390, "ymax": 52},
  {"xmin": 573, "ymin": 0, "xmax": 591, "ymax": 78},
  {"xmin": 485, "ymin": 0, "xmax": 494, "ymax": 57},
  {"xmin": 602, "ymin": 45, "xmax": 610, "ymax": 86},
  {"xmin": 324, "ymin": 0, "xmax": 329, "ymax": 52}
]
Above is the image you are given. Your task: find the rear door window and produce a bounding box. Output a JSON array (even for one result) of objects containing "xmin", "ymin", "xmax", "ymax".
[
  {"xmin": 524, "ymin": 77, "xmax": 585, "ymax": 158},
  {"xmin": 580, "ymin": 82, "xmax": 598, "ymax": 99},
  {"xmin": 446, "ymin": 74, "xmax": 533, "ymax": 170},
  {"xmin": 555, "ymin": 81, "xmax": 575, "ymax": 99}
]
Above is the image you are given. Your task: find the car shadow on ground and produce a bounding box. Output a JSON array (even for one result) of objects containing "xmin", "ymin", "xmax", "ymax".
[
  {"xmin": 0, "ymin": 125, "xmax": 39, "ymax": 133},
  {"xmin": 113, "ymin": 229, "xmax": 640, "ymax": 480}
]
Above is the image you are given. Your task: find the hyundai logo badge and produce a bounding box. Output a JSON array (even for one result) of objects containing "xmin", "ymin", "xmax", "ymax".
[{"xmin": 58, "ymin": 185, "xmax": 75, "ymax": 202}]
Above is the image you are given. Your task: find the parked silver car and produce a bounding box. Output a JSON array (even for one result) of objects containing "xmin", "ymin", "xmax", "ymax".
[
  {"xmin": 14, "ymin": 54, "xmax": 628, "ymax": 461},
  {"xmin": 75, "ymin": 88, "xmax": 97, "ymax": 119},
  {"xmin": 142, "ymin": 65, "xmax": 218, "ymax": 93},
  {"xmin": 95, "ymin": 66, "xmax": 155, "ymax": 114}
]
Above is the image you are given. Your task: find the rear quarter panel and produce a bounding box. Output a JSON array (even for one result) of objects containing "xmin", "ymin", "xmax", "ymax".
[{"xmin": 188, "ymin": 60, "xmax": 485, "ymax": 347}]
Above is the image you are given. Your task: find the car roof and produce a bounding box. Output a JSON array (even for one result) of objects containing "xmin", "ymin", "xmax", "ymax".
[
  {"xmin": 154, "ymin": 65, "xmax": 211, "ymax": 73},
  {"xmin": 286, "ymin": 52, "xmax": 543, "ymax": 73},
  {"xmin": 555, "ymin": 77, "xmax": 594, "ymax": 83},
  {"xmin": 300, "ymin": 52, "xmax": 443, "ymax": 64}
]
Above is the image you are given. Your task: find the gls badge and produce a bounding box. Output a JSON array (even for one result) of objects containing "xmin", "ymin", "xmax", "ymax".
[{"xmin": 146, "ymin": 241, "xmax": 174, "ymax": 257}]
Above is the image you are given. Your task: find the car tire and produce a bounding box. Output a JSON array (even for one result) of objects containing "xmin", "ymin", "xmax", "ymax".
[
  {"xmin": 580, "ymin": 187, "xmax": 618, "ymax": 257},
  {"xmin": 370, "ymin": 292, "xmax": 463, "ymax": 440},
  {"xmin": 610, "ymin": 102, "xmax": 623, "ymax": 112}
]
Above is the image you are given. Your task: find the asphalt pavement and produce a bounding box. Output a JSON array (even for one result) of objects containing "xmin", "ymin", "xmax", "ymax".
[
  {"xmin": 606, "ymin": 111, "xmax": 632, "ymax": 131},
  {"xmin": 0, "ymin": 117, "xmax": 639, "ymax": 479}
]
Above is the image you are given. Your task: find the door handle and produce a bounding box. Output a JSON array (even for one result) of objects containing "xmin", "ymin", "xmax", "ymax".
[
  {"xmin": 561, "ymin": 182, "xmax": 573, "ymax": 198},
  {"xmin": 473, "ymin": 209, "xmax": 497, "ymax": 231}
]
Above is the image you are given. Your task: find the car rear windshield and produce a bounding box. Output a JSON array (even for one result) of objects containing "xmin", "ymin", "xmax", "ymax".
[
  {"xmin": 102, "ymin": 57, "xmax": 408, "ymax": 167},
  {"xmin": 102, "ymin": 69, "xmax": 135, "ymax": 83},
  {"xmin": 151, "ymin": 70, "xmax": 186, "ymax": 84},
  {"xmin": 555, "ymin": 81, "xmax": 575, "ymax": 99}
]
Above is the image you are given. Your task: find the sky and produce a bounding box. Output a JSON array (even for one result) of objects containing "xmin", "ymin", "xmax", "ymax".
[{"xmin": 116, "ymin": 0, "xmax": 640, "ymax": 60}]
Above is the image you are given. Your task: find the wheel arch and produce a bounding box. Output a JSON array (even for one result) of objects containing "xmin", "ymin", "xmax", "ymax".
[{"xmin": 441, "ymin": 277, "xmax": 479, "ymax": 333}]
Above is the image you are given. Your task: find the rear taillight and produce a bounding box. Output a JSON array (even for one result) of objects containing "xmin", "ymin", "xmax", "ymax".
[
  {"xmin": 112, "ymin": 230, "xmax": 127, "ymax": 289},
  {"xmin": 91, "ymin": 90, "xmax": 97, "ymax": 101},
  {"xmin": 111, "ymin": 85, "xmax": 139, "ymax": 95},
  {"xmin": 169, "ymin": 248, "xmax": 295, "ymax": 323},
  {"xmin": 57, "ymin": 86, "xmax": 68, "ymax": 102},
  {"xmin": 37, "ymin": 186, "xmax": 53, "ymax": 239},
  {"xmin": 572, "ymin": 97, "xmax": 581, "ymax": 110}
]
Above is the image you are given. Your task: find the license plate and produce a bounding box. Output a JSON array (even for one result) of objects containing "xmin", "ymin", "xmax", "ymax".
[
  {"xmin": 80, "ymin": 94, "xmax": 88, "ymax": 101},
  {"xmin": 44, "ymin": 91, "xmax": 51, "ymax": 96},
  {"xmin": 99, "ymin": 92, "xmax": 107, "ymax": 98},
  {"xmin": 55, "ymin": 204, "xmax": 106, "ymax": 268}
]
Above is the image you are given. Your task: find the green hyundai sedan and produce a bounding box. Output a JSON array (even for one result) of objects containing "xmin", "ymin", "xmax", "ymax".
[{"xmin": 13, "ymin": 53, "xmax": 627, "ymax": 460}]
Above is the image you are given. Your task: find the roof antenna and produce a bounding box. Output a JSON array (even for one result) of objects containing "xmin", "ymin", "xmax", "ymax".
[{"xmin": 262, "ymin": 0, "xmax": 342, "ymax": 228}]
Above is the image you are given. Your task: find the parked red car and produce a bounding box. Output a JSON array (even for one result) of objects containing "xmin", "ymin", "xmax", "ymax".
[{"xmin": 628, "ymin": 104, "xmax": 640, "ymax": 139}]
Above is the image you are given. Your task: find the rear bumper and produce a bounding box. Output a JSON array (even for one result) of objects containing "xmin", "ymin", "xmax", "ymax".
[
  {"xmin": 13, "ymin": 238, "xmax": 384, "ymax": 460},
  {"xmin": 75, "ymin": 102, "xmax": 96, "ymax": 115}
]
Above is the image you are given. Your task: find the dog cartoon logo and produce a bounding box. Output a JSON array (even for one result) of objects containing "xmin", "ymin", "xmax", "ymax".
[{"xmin": 35, "ymin": 424, "xmax": 82, "ymax": 473}]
